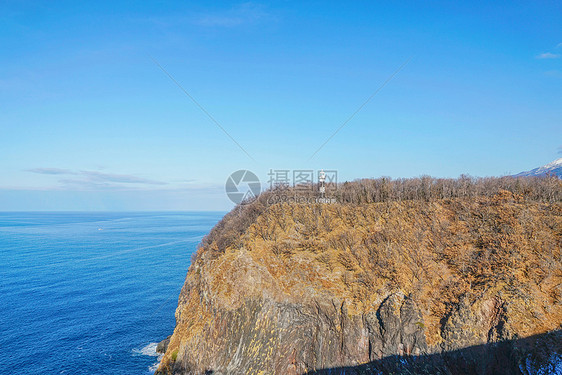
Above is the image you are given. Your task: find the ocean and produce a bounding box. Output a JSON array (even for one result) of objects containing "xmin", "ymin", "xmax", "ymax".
[{"xmin": 0, "ymin": 211, "xmax": 224, "ymax": 375}]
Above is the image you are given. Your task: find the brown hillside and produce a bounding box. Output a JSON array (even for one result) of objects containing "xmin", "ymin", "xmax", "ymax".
[{"xmin": 157, "ymin": 177, "xmax": 562, "ymax": 375}]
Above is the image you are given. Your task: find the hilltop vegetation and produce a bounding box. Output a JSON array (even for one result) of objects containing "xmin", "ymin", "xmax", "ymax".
[
  {"xmin": 158, "ymin": 176, "xmax": 562, "ymax": 375},
  {"xmin": 201, "ymin": 175, "xmax": 561, "ymax": 256}
]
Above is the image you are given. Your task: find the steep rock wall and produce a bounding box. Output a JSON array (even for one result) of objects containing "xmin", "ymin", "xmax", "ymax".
[{"xmin": 157, "ymin": 192, "xmax": 562, "ymax": 374}]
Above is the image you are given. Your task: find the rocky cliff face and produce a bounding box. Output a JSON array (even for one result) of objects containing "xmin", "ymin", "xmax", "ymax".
[{"xmin": 156, "ymin": 190, "xmax": 561, "ymax": 375}]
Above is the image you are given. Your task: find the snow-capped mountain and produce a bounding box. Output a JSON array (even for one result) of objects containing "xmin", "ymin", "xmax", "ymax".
[{"xmin": 513, "ymin": 158, "xmax": 562, "ymax": 178}]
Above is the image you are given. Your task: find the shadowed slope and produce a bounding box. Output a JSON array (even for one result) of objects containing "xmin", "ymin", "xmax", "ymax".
[{"xmin": 305, "ymin": 330, "xmax": 562, "ymax": 375}]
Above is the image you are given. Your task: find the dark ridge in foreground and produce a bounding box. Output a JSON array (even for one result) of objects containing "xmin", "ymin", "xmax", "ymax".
[{"xmin": 156, "ymin": 176, "xmax": 562, "ymax": 375}]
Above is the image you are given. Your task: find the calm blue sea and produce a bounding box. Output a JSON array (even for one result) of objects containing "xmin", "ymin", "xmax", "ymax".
[{"xmin": 0, "ymin": 211, "xmax": 224, "ymax": 375}]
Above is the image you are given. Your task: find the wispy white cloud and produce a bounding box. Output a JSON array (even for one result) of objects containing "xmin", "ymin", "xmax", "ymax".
[
  {"xmin": 557, "ymin": 42, "xmax": 562, "ymax": 49},
  {"xmin": 536, "ymin": 52, "xmax": 560, "ymax": 59},
  {"xmin": 26, "ymin": 167, "xmax": 76, "ymax": 175},
  {"xmin": 544, "ymin": 70, "xmax": 562, "ymax": 78},
  {"xmin": 57, "ymin": 178, "xmax": 132, "ymax": 191},
  {"xmin": 79, "ymin": 171, "xmax": 166, "ymax": 185},
  {"xmin": 132, "ymin": 3, "xmax": 274, "ymax": 32},
  {"xmin": 25, "ymin": 167, "xmax": 167, "ymax": 189},
  {"xmin": 193, "ymin": 3, "xmax": 270, "ymax": 27}
]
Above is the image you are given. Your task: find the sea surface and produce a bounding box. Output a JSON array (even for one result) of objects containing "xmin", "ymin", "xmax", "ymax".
[{"xmin": 0, "ymin": 211, "xmax": 224, "ymax": 375}]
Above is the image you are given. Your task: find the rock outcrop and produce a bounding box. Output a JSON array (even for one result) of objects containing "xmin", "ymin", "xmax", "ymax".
[
  {"xmin": 156, "ymin": 189, "xmax": 562, "ymax": 374},
  {"xmin": 157, "ymin": 336, "xmax": 171, "ymax": 354}
]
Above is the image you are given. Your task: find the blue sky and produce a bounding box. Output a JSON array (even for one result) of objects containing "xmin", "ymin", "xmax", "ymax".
[{"xmin": 1, "ymin": 1, "xmax": 560, "ymax": 210}]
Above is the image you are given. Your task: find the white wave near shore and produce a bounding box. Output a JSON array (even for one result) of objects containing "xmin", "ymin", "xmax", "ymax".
[{"xmin": 132, "ymin": 342, "xmax": 164, "ymax": 373}]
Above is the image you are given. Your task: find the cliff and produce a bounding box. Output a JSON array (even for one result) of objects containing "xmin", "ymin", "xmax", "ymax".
[{"xmin": 156, "ymin": 181, "xmax": 562, "ymax": 375}]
